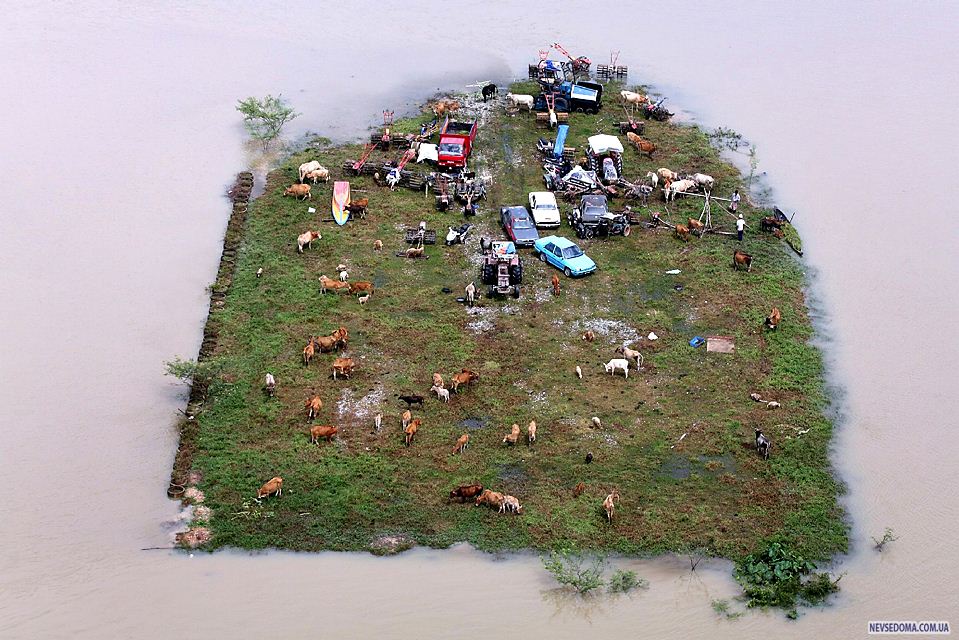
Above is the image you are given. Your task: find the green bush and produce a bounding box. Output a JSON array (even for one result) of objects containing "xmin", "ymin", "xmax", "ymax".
[{"xmin": 734, "ymin": 542, "xmax": 840, "ymax": 617}]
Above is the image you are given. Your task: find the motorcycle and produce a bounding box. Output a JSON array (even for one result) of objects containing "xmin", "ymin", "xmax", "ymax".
[{"xmin": 445, "ymin": 223, "xmax": 474, "ymax": 246}]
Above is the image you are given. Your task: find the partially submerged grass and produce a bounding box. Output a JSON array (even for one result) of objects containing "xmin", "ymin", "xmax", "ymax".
[{"xmin": 178, "ymin": 80, "xmax": 847, "ymax": 565}]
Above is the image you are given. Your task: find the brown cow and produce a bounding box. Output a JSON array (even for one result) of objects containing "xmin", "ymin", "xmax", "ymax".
[
  {"xmin": 450, "ymin": 484, "xmax": 484, "ymax": 502},
  {"xmin": 313, "ymin": 335, "xmax": 338, "ymax": 352},
  {"xmin": 582, "ymin": 330, "xmax": 595, "ymax": 342},
  {"xmin": 765, "ymin": 307, "xmax": 782, "ymax": 330},
  {"xmin": 405, "ymin": 246, "xmax": 425, "ymax": 259},
  {"xmin": 331, "ymin": 357, "xmax": 355, "ymax": 379},
  {"xmin": 551, "ymin": 273, "xmax": 560, "ymax": 296},
  {"xmin": 331, "ymin": 326, "xmax": 349, "ymax": 348},
  {"xmin": 302, "ymin": 340, "xmax": 315, "ymax": 366},
  {"xmin": 603, "ymin": 491, "xmax": 620, "ymax": 522},
  {"xmin": 346, "ymin": 197, "xmax": 368, "ymax": 218},
  {"xmin": 626, "ymin": 132, "xmax": 656, "ymax": 158},
  {"xmin": 310, "ymin": 425, "xmax": 338, "ymax": 444},
  {"xmin": 348, "ymin": 281, "xmax": 374, "ymax": 295},
  {"xmin": 733, "ymin": 249, "xmax": 753, "ymax": 272},
  {"xmin": 474, "ymin": 489, "xmax": 505, "ymax": 510},
  {"xmin": 431, "ymin": 99, "xmax": 461, "ymax": 117},
  {"xmin": 451, "ymin": 433, "xmax": 470, "ymax": 455},
  {"xmin": 451, "ymin": 369, "xmax": 479, "ymax": 393},
  {"xmin": 573, "ymin": 482, "xmax": 586, "ymax": 497},
  {"xmin": 502, "ymin": 423, "xmax": 520, "ymax": 446},
  {"xmin": 305, "ymin": 395, "xmax": 323, "ymax": 420},
  {"xmin": 674, "ymin": 224, "xmax": 690, "ymax": 242},
  {"xmin": 256, "ymin": 476, "xmax": 283, "ymax": 499},
  {"xmin": 404, "ymin": 419, "xmax": 421, "ymax": 447},
  {"xmin": 319, "ymin": 275, "xmax": 350, "ymax": 294},
  {"xmin": 687, "ymin": 218, "xmax": 704, "ymax": 235},
  {"xmin": 527, "ymin": 420, "xmax": 537, "ymax": 446},
  {"xmin": 284, "ymin": 184, "xmax": 312, "ymax": 200}
]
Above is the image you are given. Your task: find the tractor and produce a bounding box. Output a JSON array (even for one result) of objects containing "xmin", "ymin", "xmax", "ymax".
[{"xmin": 480, "ymin": 240, "xmax": 523, "ymax": 299}]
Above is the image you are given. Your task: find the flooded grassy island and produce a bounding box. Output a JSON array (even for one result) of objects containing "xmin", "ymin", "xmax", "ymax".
[{"xmin": 171, "ymin": 80, "xmax": 847, "ymax": 572}]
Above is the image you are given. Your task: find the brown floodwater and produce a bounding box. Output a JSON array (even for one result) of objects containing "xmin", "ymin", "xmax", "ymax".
[{"xmin": 2, "ymin": 2, "xmax": 957, "ymax": 638}]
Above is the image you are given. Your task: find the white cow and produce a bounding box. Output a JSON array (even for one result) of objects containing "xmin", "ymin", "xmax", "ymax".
[
  {"xmin": 603, "ymin": 358, "xmax": 630, "ymax": 378},
  {"xmin": 666, "ymin": 179, "xmax": 697, "ymax": 202},
  {"xmin": 692, "ymin": 173, "xmax": 714, "ymax": 190},
  {"xmin": 298, "ymin": 160, "xmax": 322, "ymax": 183},
  {"xmin": 506, "ymin": 93, "xmax": 534, "ymax": 111},
  {"xmin": 620, "ymin": 90, "xmax": 648, "ymax": 106}
]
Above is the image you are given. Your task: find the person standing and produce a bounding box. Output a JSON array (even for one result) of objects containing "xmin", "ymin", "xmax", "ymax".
[
  {"xmin": 730, "ymin": 189, "xmax": 741, "ymax": 213},
  {"xmin": 736, "ymin": 214, "xmax": 746, "ymax": 242}
]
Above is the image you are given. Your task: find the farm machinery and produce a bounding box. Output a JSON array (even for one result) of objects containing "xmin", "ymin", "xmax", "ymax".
[{"xmin": 480, "ymin": 240, "xmax": 523, "ymax": 299}]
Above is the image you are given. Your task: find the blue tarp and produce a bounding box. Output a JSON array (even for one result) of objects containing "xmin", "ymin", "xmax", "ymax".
[{"xmin": 553, "ymin": 124, "xmax": 569, "ymax": 159}]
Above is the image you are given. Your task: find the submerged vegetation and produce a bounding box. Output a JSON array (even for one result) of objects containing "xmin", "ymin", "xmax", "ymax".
[
  {"xmin": 172, "ymin": 78, "xmax": 847, "ymax": 614},
  {"xmin": 236, "ymin": 94, "xmax": 299, "ymax": 143}
]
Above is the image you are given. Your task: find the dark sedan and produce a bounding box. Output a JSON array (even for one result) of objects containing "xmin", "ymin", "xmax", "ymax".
[{"xmin": 500, "ymin": 206, "xmax": 540, "ymax": 247}]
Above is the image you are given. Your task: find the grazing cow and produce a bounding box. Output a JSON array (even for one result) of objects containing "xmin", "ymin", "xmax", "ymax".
[
  {"xmin": 620, "ymin": 90, "xmax": 649, "ymax": 106},
  {"xmin": 302, "ymin": 340, "xmax": 315, "ymax": 366},
  {"xmin": 348, "ymin": 281, "xmax": 374, "ymax": 295},
  {"xmin": 404, "ymin": 419, "xmax": 421, "ymax": 447},
  {"xmin": 319, "ymin": 275, "xmax": 350, "ymax": 294},
  {"xmin": 765, "ymin": 307, "xmax": 782, "ymax": 330},
  {"xmin": 657, "ymin": 167, "xmax": 680, "ymax": 183},
  {"xmin": 755, "ymin": 429, "xmax": 771, "ymax": 460},
  {"xmin": 687, "ymin": 218, "xmax": 705, "ymax": 235},
  {"xmin": 603, "ymin": 491, "xmax": 620, "ymax": 522},
  {"xmin": 305, "ymin": 167, "xmax": 330, "ymax": 184},
  {"xmin": 691, "ymin": 173, "xmax": 714, "ymax": 190},
  {"xmin": 582, "ymin": 330, "xmax": 595, "ymax": 342},
  {"xmin": 450, "ymin": 484, "xmax": 484, "ymax": 502},
  {"xmin": 451, "ymin": 369, "xmax": 479, "ymax": 392},
  {"xmin": 452, "ymin": 433, "xmax": 470, "ymax": 455},
  {"xmin": 615, "ymin": 346, "xmax": 643, "ymax": 368},
  {"xmin": 312, "ymin": 335, "xmax": 338, "ymax": 353},
  {"xmin": 505, "ymin": 92, "xmax": 534, "ymax": 111},
  {"xmin": 573, "ymin": 482, "xmax": 586, "ymax": 497},
  {"xmin": 431, "ymin": 99, "xmax": 461, "ymax": 117},
  {"xmin": 501, "ymin": 495, "xmax": 522, "ymax": 514},
  {"xmin": 674, "ymin": 224, "xmax": 690, "ymax": 242},
  {"xmin": 331, "ymin": 357, "xmax": 355, "ymax": 380},
  {"xmin": 527, "ymin": 420, "xmax": 537, "ymax": 446},
  {"xmin": 551, "ymin": 274, "xmax": 560, "ymax": 296},
  {"xmin": 626, "ymin": 132, "xmax": 656, "ymax": 158},
  {"xmin": 264, "ymin": 373, "xmax": 276, "ymax": 397},
  {"xmin": 482, "ymin": 83, "xmax": 497, "ymax": 102},
  {"xmin": 465, "ymin": 281, "xmax": 476, "ymax": 307},
  {"xmin": 666, "ymin": 179, "xmax": 697, "ymax": 202},
  {"xmin": 346, "ymin": 197, "xmax": 368, "ymax": 218},
  {"xmin": 604, "ymin": 358, "xmax": 630, "ymax": 378},
  {"xmin": 284, "ymin": 184, "xmax": 312, "ymax": 200},
  {"xmin": 733, "ymin": 249, "xmax": 753, "ymax": 272},
  {"xmin": 310, "ymin": 425, "xmax": 338, "ymax": 444},
  {"xmin": 760, "ymin": 216, "xmax": 784, "ymax": 232},
  {"xmin": 373, "ymin": 239, "xmax": 383, "ymax": 251},
  {"xmin": 256, "ymin": 476, "xmax": 283, "ymax": 499},
  {"xmin": 575, "ymin": 365, "xmax": 583, "ymax": 379},
  {"xmin": 431, "ymin": 385, "xmax": 450, "ymax": 403},
  {"xmin": 398, "ymin": 394, "xmax": 425, "ymax": 408},
  {"xmin": 297, "ymin": 230, "xmax": 321, "ymax": 253},
  {"xmin": 502, "ymin": 423, "xmax": 520, "ymax": 446},
  {"xmin": 305, "ymin": 395, "xmax": 323, "ymax": 420},
  {"xmin": 401, "ymin": 409, "xmax": 412, "ymax": 429},
  {"xmin": 298, "ymin": 161, "xmax": 322, "ymax": 183},
  {"xmin": 474, "ymin": 489, "xmax": 506, "ymax": 510},
  {"xmin": 331, "ymin": 326, "xmax": 349, "ymax": 348}
]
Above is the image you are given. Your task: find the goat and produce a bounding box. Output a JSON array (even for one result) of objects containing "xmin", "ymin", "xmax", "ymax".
[
  {"xmin": 431, "ymin": 385, "xmax": 450, "ymax": 403},
  {"xmin": 256, "ymin": 477, "xmax": 283, "ymax": 499},
  {"xmin": 575, "ymin": 365, "xmax": 583, "ymax": 379},
  {"xmin": 452, "ymin": 433, "xmax": 470, "ymax": 455},
  {"xmin": 373, "ymin": 239, "xmax": 383, "ymax": 251},
  {"xmin": 591, "ymin": 416, "xmax": 602, "ymax": 428},
  {"xmin": 733, "ymin": 250, "xmax": 753, "ymax": 272},
  {"xmin": 585, "ymin": 452, "xmax": 593, "ymax": 464},
  {"xmin": 256, "ymin": 267, "xmax": 263, "ymax": 278},
  {"xmin": 755, "ymin": 429, "xmax": 771, "ymax": 460},
  {"xmin": 505, "ymin": 92, "xmax": 534, "ymax": 111},
  {"xmin": 527, "ymin": 420, "xmax": 537, "ymax": 446},
  {"xmin": 264, "ymin": 373, "xmax": 276, "ymax": 397},
  {"xmin": 765, "ymin": 307, "xmax": 782, "ymax": 330},
  {"xmin": 465, "ymin": 281, "xmax": 476, "ymax": 307},
  {"xmin": 358, "ymin": 293, "xmax": 370, "ymax": 304},
  {"xmin": 374, "ymin": 413, "xmax": 382, "ymax": 433},
  {"xmin": 432, "ymin": 372, "xmax": 445, "ymax": 389},
  {"xmin": 481, "ymin": 83, "xmax": 497, "ymax": 102},
  {"xmin": 502, "ymin": 423, "xmax": 520, "ymax": 446},
  {"xmin": 604, "ymin": 358, "xmax": 630, "ymax": 378},
  {"xmin": 551, "ymin": 274, "xmax": 560, "ymax": 296},
  {"xmin": 339, "ymin": 270, "xmax": 349, "ymax": 282}
]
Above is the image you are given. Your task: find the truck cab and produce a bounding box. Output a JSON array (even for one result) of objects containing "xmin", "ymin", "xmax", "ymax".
[{"xmin": 437, "ymin": 117, "xmax": 478, "ymax": 168}]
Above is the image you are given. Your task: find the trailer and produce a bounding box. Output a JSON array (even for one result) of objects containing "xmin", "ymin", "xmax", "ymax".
[
  {"xmin": 437, "ymin": 117, "xmax": 478, "ymax": 169},
  {"xmin": 559, "ymin": 80, "xmax": 603, "ymax": 114}
]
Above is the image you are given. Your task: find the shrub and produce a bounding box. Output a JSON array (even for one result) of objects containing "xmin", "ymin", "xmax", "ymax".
[
  {"xmin": 236, "ymin": 95, "xmax": 299, "ymax": 143},
  {"xmin": 734, "ymin": 542, "xmax": 841, "ymax": 618},
  {"xmin": 607, "ymin": 569, "xmax": 647, "ymax": 594},
  {"xmin": 542, "ymin": 550, "xmax": 606, "ymax": 594}
]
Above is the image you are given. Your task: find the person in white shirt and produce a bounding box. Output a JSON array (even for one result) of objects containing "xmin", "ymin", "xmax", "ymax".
[
  {"xmin": 736, "ymin": 214, "xmax": 746, "ymax": 241},
  {"xmin": 730, "ymin": 189, "xmax": 741, "ymax": 213}
]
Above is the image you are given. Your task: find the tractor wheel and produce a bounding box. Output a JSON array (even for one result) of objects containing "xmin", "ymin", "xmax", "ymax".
[
  {"xmin": 512, "ymin": 285, "xmax": 521, "ymax": 299},
  {"xmin": 482, "ymin": 264, "xmax": 495, "ymax": 285},
  {"xmin": 488, "ymin": 286, "xmax": 496, "ymax": 299},
  {"xmin": 509, "ymin": 264, "xmax": 523, "ymax": 285},
  {"xmin": 622, "ymin": 224, "xmax": 631, "ymax": 237},
  {"xmin": 564, "ymin": 267, "xmax": 572, "ymax": 277},
  {"xmin": 583, "ymin": 227, "xmax": 594, "ymax": 240},
  {"xmin": 538, "ymin": 251, "xmax": 547, "ymax": 263}
]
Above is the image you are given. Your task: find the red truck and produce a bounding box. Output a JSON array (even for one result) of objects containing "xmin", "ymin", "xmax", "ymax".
[{"xmin": 437, "ymin": 116, "xmax": 478, "ymax": 168}]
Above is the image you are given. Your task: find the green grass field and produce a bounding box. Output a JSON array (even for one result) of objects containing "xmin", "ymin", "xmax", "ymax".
[{"xmin": 173, "ymin": 81, "xmax": 847, "ymax": 563}]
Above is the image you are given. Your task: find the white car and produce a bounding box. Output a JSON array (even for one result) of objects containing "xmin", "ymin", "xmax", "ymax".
[{"xmin": 528, "ymin": 191, "xmax": 561, "ymax": 228}]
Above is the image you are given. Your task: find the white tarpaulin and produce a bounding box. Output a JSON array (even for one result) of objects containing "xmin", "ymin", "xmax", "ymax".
[
  {"xmin": 562, "ymin": 165, "xmax": 599, "ymax": 187},
  {"xmin": 587, "ymin": 134, "xmax": 624, "ymax": 155},
  {"xmin": 416, "ymin": 143, "xmax": 438, "ymax": 163}
]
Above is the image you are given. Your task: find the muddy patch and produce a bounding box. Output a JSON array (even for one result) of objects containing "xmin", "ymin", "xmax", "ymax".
[
  {"xmin": 369, "ymin": 534, "xmax": 415, "ymax": 556},
  {"xmin": 460, "ymin": 416, "xmax": 490, "ymax": 430}
]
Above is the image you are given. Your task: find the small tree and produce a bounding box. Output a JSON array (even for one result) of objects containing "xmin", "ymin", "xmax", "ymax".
[
  {"xmin": 872, "ymin": 528, "xmax": 899, "ymax": 552},
  {"xmin": 236, "ymin": 95, "xmax": 299, "ymax": 143},
  {"xmin": 542, "ymin": 550, "xmax": 607, "ymax": 594},
  {"xmin": 746, "ymin": 144, "xmax": 759, "ymax": 189}
]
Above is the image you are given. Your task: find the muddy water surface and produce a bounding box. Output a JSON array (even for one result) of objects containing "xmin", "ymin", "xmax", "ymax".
[{"xmin": 2, "ymin": 2, "xmax": 957, "ymax": 638}]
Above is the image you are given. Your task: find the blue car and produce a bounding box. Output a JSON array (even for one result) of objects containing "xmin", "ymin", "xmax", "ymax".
[{"xmin": 534, "ymin": 235, "xmax": 597, "ymax": 277}]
